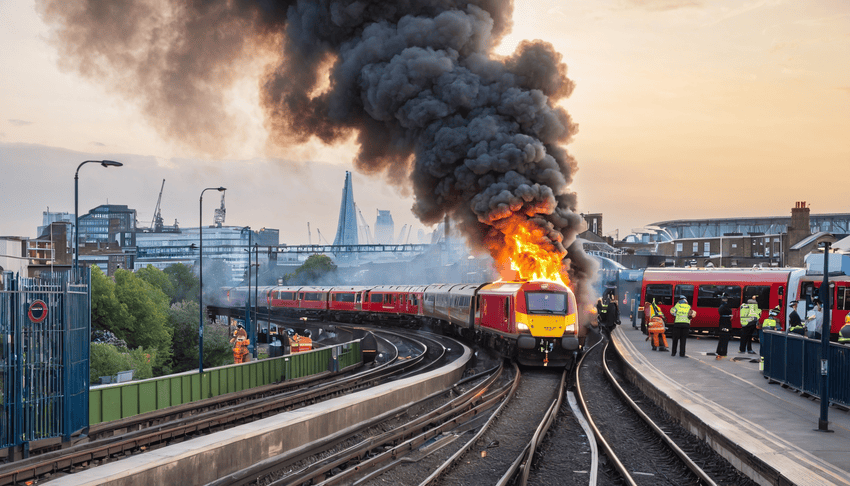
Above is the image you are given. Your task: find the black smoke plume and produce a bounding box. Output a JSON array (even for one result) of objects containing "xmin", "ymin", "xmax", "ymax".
[{"xmin": 37, "ymin": 0, "xmax": 598, "ymax": 310}]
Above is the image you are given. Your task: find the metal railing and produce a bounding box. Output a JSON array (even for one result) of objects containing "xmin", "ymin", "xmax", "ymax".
[{"xmin": 762, "ymin": 330, "xmax": 850, "ymax": 408}]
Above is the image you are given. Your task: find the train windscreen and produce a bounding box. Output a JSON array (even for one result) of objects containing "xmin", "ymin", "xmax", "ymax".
[{"xmin": 526, "ymin": 292, "xmax": 568, "ymax": 314}]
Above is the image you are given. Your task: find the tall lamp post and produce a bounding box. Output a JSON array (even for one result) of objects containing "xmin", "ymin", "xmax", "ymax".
[
  {"xmin": 199, "ymin": 187, "xmax": 226, "ymax": 373},
  {"xmin": 817, "ymin": 241, "xmax": 833, "ymax": 432},
  {"xmin": 74, "ymin": 160, "xmax": 123, "ymax": 279}
]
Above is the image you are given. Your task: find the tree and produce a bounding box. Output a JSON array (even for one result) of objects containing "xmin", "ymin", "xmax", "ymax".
[
  {"xmin": 168, "ymin": 301, "xmax": 232, "ymax": 372},
  {"xmin": 137, "ymin": 265, "xmax": 176, "ymax": 303},
  {"xmin": 163, "ymin": 263, "xmax": 199, "ymax": 304},
  {"xmin": 291, "ymin": 254, "xmax": 337, "ymax": 284},
  {"xmin": 90, "ymin": 265, "xmax": 130, "ymax": 337},
  {"xmin": 112, "ymin": 268, "xmax": 173, "ymax": 374}
]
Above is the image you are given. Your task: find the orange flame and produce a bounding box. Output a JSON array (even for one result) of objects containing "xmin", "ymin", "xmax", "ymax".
[{"xmin": 487, "ymin": 216, "xmax": 571, "ymax": 287}]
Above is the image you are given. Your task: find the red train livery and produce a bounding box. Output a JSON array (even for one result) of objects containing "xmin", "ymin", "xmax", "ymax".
[
  {"xmin": 639, "ymin": 268, "xmax": 850, "ymax": 338},
  {"xmin": 224, "ymin": 280, "xmax": 581, "ymax": 367}
]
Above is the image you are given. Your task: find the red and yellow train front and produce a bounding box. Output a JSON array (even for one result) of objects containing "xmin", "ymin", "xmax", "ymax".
[{"xmin": 479, "ymin": 281, "xmax": 580, "ymax": 366}]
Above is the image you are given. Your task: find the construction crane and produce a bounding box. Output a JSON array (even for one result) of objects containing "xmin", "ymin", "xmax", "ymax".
[
  {"xmin": 150, "ymin": 179, "xmax": 165, "ymax": 232},
  {"xmin": 316, "ymin": 228, "xmax": 331, "ymax": 245},
  {"xmin": 307, "ymin": 222, "xmax": 312, "ymax": 245},
  {"xmin": 355, "ymin": 205, "xmax": 374, "ymax": 244}
]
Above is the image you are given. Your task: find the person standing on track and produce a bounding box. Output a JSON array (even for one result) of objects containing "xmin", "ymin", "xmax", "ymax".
[
  {"xmin": 670, "ymin": 295, "xmax": 695, "ymax": 357},
  {"xmin": 230, "ymin": 323, "xmax": 249, "ymax": 364},
  {"xmin": 739, "ymin": 295, "xmax": 760, "ymax": 354},
  {"xmin": 715, "ymin": 294, "xmax": 732, "ymax": 360}
]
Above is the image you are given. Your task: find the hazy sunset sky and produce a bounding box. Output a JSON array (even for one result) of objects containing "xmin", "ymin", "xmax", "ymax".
[{"xmin": 1, "ymin": 0, "xmax": 848, "ymax": 244}]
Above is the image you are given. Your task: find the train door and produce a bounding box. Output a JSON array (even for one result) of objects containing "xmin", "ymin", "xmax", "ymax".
[
  {"xmin": 481, "ymin": 294, "xmax": 510, "ymax": 333},
  {"xmin": 834, "ymin": 283, "xmax": 850, "ymax": 336},
  {"xmin": 743, "ymin": 285, "xmax": 770, "ymax": 322}
]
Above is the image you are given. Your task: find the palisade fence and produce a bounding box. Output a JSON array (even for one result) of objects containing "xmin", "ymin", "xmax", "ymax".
[
  {"xmin": 762, "ymin": 330, "xmax": 850, "ymax": 408},
  {"xmin": 0, "ymin": 271, "xmax": 90, "ymax": 455}
]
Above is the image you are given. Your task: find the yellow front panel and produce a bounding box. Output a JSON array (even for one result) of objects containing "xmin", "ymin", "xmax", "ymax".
[{"xmin": 516, "ymin": 312, "xmax": 576, "ymax": 337}]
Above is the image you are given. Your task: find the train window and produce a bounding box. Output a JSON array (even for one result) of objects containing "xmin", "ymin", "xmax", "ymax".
[
  {"xmin": 673, "ymin": 285, "xmax": 694, "ymax": 305},
  {"xmin": 526, "ymin": 292, "xmax": 567, "ymax": 314},
  {"xmin": 335, "ymin": 293, "xmax": 355, "ymax": 303},
  {"xmin": 371, "ymin": 293, "xmax": 383, "ymax": 303},
  {"xmin": 304, "ymin": 292, "xmax": 322, "ymax": 301},
  {"xmin": 504, "ymin": 298, "xmax": 510, "ymax": 317},
  {"xmin": 645, "ymin": 285, "xmax": 673, "ymax": 306},
  {"xmin": 837, "ymin": 288, "xmax": 850, "ymax": 311},
  {"xmin": 383, "ymin": 294, "xmax": 393, "ymax": 304},
  {"xmin": 696, "ymin": 285, "xmax": 741, "ymax": 308},
  {"xmin": 743, "ymin": 286, "xmax": 770, "ymax": 309},
  {"xmin": 279, "ymin": 292, "xmax": 295, "ymax": 300},
  {"xmin": 356, "ymin": 293, "xmax": 362, "ymax": 303}
]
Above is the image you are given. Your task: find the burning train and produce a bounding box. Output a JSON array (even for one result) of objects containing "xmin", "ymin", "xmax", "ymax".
[{"xmin": 225, "ymin": 279, "xmax": 582, "ymax": 367}]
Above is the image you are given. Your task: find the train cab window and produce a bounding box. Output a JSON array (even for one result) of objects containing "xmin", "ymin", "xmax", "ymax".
[
  {"xmin": 696, "ymin": 285, "xmax": 741, "ymax": 308},
  {"xmin": 526, "ymin": 292, "xmax": 567, "ymax": 314},
  {"xmin": 371, "ymin": 293, "xmax": 383, "ymax": 303},
  {"xmin": 644, "ymin": 284, "xmax": 673, "ymax": 306},
  {"xmin": 673, "ymin": 285, "xmax": 694, "ymax": 305},
  {"xmin": 743, "ymin": 286, "xmax": 770, "ymax": 309},
  {"xmin": 504, "ymin": 298, "xmax": 510, "ymax": 317}
]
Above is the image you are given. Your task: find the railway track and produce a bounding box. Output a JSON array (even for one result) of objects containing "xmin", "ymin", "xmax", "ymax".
[
  {"xmin": 0, "ymin": 330, "xmax": 444, "ymax": 486},
  {"xmin": 575, "ymin": 331, "xmax": 757, "ymax": 486}
]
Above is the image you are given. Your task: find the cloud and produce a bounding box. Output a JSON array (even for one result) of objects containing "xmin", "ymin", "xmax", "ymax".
[{"xmin": 8, "ymin": 119, "xmax": 32, "ymax": 127}]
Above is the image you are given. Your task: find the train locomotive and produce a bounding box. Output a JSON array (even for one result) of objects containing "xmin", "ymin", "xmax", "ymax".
[{"xmin": 223, "ymin": 280, "xmax": 582, "ymax": 367}]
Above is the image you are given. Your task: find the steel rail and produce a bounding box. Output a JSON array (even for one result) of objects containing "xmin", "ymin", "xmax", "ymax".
[
  {"xmin": 496, "ymin": 367, "xmax": 567, "ymax": 486},
  {"xmin": 575, "ymin": 336, "xmax": 638, "ymax": 486},
  {"xmin": 416, "ymin": 361, "xmax": 521, "ymax": 486},
  {"xmin": 601, "ymin": 341, "xmax": 717, "ymax": 486}
]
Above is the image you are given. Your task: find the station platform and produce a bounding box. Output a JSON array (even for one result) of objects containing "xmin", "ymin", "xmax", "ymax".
[{"xmin": 611, "ymin": 325, "xmax": 850, "ymax": 486}]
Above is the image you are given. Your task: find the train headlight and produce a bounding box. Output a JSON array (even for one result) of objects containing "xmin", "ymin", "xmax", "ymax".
[
  {"xmin": 564, "ymin": 324, "xmax": 576, "ymax": 333},
  {"xmin": 517, "ymin": 322, "xmax": 530, "ymax": 333}
]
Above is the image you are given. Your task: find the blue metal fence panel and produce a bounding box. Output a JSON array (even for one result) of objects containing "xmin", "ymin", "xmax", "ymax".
[
  {"xmin": 763, "ymin": 331, "xmax": 850, "ymax": 408},
  {"xmin": 0, "ymin": 271, "xmax": 90, "ymax": 451},
  {"xmin": 784, "ymin": 335, "xmax": 805, "ymax": 390},
  {"xmin": 829, "ymin": 345, "xmax": 850, "ymax": 407}
]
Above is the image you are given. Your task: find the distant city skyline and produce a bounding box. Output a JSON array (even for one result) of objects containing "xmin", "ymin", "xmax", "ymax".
[{"xmin": 2, "ymin": 1, "xmax": 848, "ymax": 245}]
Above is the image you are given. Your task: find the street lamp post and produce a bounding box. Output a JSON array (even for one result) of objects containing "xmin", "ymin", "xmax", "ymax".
[
  {"xmin": 817, "ymin": 241, "xmax": 833, "ymax": 432},
  {"xmin": 74, "ymin": 160, "xmax": 123, "ymax": 279},
  {"xmin": 199, "ymin": 187, "xmax": 226, "ymax": 374}
]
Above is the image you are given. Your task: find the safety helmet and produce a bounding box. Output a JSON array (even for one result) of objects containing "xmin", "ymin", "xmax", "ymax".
[
  {"xmin": 286, "ymin": 328, "xmax": 295, "ymax": 337},
  {"xmin": 678, "ymin": 296, "xmax": 687, "ymax": 303},
  {"xmin": 237, "ymin": 323, "xmax": 244, "ymax": 329},
  {"xmin": 303, "ymin": 329, "xmax": 312, "ymax": 338}
]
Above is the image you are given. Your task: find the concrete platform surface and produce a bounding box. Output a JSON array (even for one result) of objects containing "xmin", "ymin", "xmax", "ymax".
[{"xmin": 612, "ymin": 325, "xmax": 850, "ymax": 486}]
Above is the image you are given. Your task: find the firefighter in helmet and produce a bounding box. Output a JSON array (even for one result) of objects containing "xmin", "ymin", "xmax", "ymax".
[{"xmin": 230, "ymin": 323, "xmax": 250, "ymax": 364}]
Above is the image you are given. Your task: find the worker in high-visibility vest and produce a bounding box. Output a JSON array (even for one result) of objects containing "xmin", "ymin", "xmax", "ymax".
[
  {"xmin": 230, "ymin": 324, "xmax": 250, "ymax": 364},
  {"xmin": 645, "ymin": 301, "xmax": 668, "ymax": 351},
  {"xmin": 739, "ymin": 295, "xmax": 760, "ymax": 354},
  {"xmin": 839, "ymin": 314, "xmax": 850, "ymax": 345},
  {"xmin": 669, "ymin": 295, "xmax": 695, "ymax": 357},
  {"xmin": 762, "ymin": 306, "xmax": 780, "ymax": 331}
]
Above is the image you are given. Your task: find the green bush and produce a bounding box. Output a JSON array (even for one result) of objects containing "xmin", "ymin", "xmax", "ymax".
[{"xmin": 90, "ymin": 343, "xmax": 157, "ymax": 384}]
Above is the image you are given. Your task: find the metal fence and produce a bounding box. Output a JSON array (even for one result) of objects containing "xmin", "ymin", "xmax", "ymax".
[
  {"xmin": 762, "ymin": 330, "xmax": 850, "ymax": 408},
  {"xmin": 1, "ymin": 271, "xmax": 90, "ymax": 453}
]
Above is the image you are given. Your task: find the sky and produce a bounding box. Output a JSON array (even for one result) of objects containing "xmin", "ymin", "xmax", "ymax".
[{"xmin": 1, "ymin": 0, "xmax": 848, "ymax": 244}]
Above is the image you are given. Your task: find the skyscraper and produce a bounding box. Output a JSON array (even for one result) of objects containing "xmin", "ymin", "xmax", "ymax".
[
  {"xmin": 375, "ymin": 210, "xmax": 394, "ymax": 244},
  {"xmin": 333, "ymin": 171, "xmax": 358, "ymax": 246}
]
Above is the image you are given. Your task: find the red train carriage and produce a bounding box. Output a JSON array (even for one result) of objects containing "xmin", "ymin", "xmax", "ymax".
[
  {"xmin": 640, "ymin": 269, "xmax": 794, "ymax": 333},
  {"xmin": 791, "ymin": 274, "xmax": 850, "ymax": 337}
]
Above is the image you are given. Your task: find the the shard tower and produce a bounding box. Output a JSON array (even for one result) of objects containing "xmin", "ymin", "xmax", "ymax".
[{"xmin": 333, "ymin": 171, "xmax": 358, "ymax": 246}]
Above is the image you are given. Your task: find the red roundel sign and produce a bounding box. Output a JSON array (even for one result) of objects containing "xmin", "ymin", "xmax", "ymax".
[{"xmin": 28, "ymin": 300, "xmax": 48, "ymax": 323}]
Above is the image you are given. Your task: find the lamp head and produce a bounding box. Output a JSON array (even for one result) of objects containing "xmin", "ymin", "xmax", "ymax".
[
  {"xmin": 100, "ymin": 160, "xmax": 123, "ymax": 168},
  {"xmin": 217, "ymin": 187, "xmax": 226, "ymax": 192}
]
